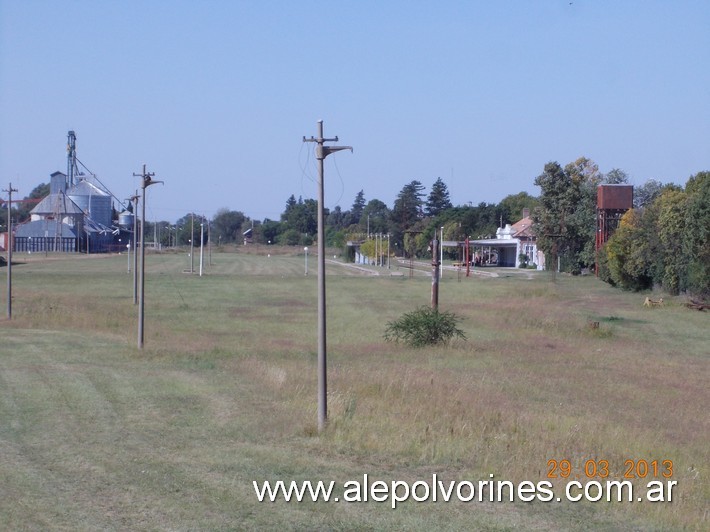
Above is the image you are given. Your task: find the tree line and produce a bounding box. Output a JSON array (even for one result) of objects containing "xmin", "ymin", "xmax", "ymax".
[
  {"xmin": 598, "ymin": 171, "xmax": 709, "ymax": 297},
  {"xmin": 4, "ymin": 161, "xmax": 707, "ymax": 296}
]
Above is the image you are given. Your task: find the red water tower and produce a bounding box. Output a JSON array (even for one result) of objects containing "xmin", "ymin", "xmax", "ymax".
[{"xmin": 596, "ymin": 184, "xmax": 633, "ymax": 274}]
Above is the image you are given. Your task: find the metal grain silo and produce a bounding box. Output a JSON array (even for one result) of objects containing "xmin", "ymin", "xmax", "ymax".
[{"xmin": 67, "ymin": 180, "xmax": 112, "ymax": 227}]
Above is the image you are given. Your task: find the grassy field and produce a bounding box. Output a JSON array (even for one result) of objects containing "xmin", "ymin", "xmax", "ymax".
[{"xmin": 0, "ymin": 248, "xmax": 707, "ymax": 530}]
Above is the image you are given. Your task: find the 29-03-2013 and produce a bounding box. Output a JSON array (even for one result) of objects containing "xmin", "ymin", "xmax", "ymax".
[{"xmin": 546, "ymin": 458, "xmax": 676, "ymax": 502}]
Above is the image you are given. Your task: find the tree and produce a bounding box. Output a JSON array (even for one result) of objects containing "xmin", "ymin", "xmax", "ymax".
[
  {"xmin": 603, "ymin": 168, "xmax": 629, "ymax": 184},
  {"xmin": 425, "ymin": 177, "xmax": 452, "ymax": 217},
  {"xmin": 258, "ymin": 219, "xmax": 281, "ymax": 244},
  {"xmin": 349, "ymin": 190, "xmax": 366, "ymax": 226},
  {"xmin": 565, "ymin": 157, "xmax": 600, "ymax": 269},
  {"xmin": 498, "ymin": 192, "xmax": 539, "ymax": 223},
  {"xmin": 283, "ymin": 197, "xmax": 320, "ymax": 236},
  {"xmin": 175, "ymin": 213, "xmax": 208, "ymax": 246},
  {"xmin": 656, "ymin": 188, "xmax": 687, "ymax": 294},
  {"xmin": 327, "ymin": 205, "xmax": 347, "ymax": 229},
  {"xmin": 683, "ymin": 171, "xmax": 710, "ymax": 296},
  {"xmin": 634, "ymin": 179, "xmax": 664, "ymax": 209},
  {"xmin": 390, "ymin": 180, "xmax": 425, "ymax": 247},
  {"xmin": 15, "ymin": 182, "xmax": 50, "ymax": 223},
  {"xmin": 605, "ymin": 209, "xmax": 654, "ymax": 291},
  {"xmin": 533, "ymin": 161, "xmax": 573, "ymax": 272},
  {"xmin": 361, "ymin": 199, "xmax": 390, "ymax": 235},
  {"xmin": 284, "ymin": 195, "xmax": 297, "ymax": 218},
  {"xmin": 212, "ymin": 208, "xmax": 246, "ymax": 244},
  {"xmin": 533, "ymin": 157, "xmax": 600, "ymax": 273}
]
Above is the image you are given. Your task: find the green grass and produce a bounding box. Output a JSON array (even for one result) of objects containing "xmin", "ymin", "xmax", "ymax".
[{"xmin": 0, "ymin": 249, "xmax": 707, "ymax": 530}]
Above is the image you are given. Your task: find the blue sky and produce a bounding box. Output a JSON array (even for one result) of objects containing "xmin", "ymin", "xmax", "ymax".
[{"xmin": 1, "ymin": 0, "xmax": 708, "ymax": 223}]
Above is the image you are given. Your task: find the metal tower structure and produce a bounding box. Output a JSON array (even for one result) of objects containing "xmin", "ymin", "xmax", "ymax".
[
  {"xmin": 595, "ymin": 184, "xmax": 633, "ymax": 275},
  {"xmin": 67, "ymin": 130, "xmax": 79, "ymax": 188}
]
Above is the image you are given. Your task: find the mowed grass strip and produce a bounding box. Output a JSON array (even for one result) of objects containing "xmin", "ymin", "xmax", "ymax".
[{"xmin": 0, "ymin": 250, "xmax": 707, "ymax": 530}]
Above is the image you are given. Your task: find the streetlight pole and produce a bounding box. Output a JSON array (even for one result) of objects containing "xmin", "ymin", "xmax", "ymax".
[
  {"xmin": 199, "ymin": 221, "xmax": 204, "ymax": 277},
  {"xmin": 4, "ymin": 183, "xmax": 18, "ymax": 320},
  {"xmin": 304, "ymin": 246, "xmax": 308, "ymax": 275},
  {"xmin": 133, "ymin": 165, "xmax": 163, "ymax": 349},
  {"xmin": 440, "ymin": 226, "xmax": 444, "ymax": 280},
  {"xmin": 387, "ymin": 233, "xmax": 391, "ymax": 269},
  {"xmin": 128, "ymin": 192, "xmax": 140, "ymax": 305},
  {"xmin": 374, "ymin": 233, "xmax": 378, "ymax": 266},
  {"xmin": 303, "ymin": 120, "xmax": 352, "ymax": 432},
  {"xmin": 208, "ymin": 221, "xmax": 212, "ymax": 266},
  {"xmin": 190, "ymin": 213, "xmax": 194, "ymax": 274},
  {"xmin": 431, "ymin": 231, "xmax": 440, "ymax": 310}
]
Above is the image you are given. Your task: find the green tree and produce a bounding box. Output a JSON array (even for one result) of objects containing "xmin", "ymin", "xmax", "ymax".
[
  {"xmin": 283, "ymin": 198, "xmax": 320, "ymax": 236},
  {"xmin": 175, "ymin": 213, "xmax": 208, "ymax": 246},
  {"xmin": 284, "ymin": 195, "xmax": 297, "ymax": 217},
  {"xmin": 425, "ymin": 177, "xmax": 452, "ymax": 217},
  {"xmin": 634, "ymin": 179, "xmax": 664, "ymax": 208},
  {"xmin": 604, "ymin": 168, "xmax": 629, "ymax": 184},
  {"xmin": 212, "ymin": 208, "xmax": 246, "ymax": 244},
  {"xmin": 605, "ymin": 209, "xmax": 653, "ymax": 291},
  {"xmin": 15, "ymin": 182, "xmax": 50, "ymax": 223},
  {"xmin": 565, "ymin": 157, "xmax": 601, "ymax": 270},
  {"xmin": 349, "ymin": 189, "xmax": 366, "ymax": 226},
  {"xmin": 533, "ymin": 157, "xmax": 599, "ymax": 273},
  {"xmin": 498, "ymin": 192, "xmax": 539, "ymax": 223},
  {"xmin": 327, "ymin": 205, "xmax": 347, "ymax": 229},
  {"xmin": 683, "ymin": 171, "xmax": 710, "ymax": 296},
  {"xmin": 532, "ymin": 161, "xmax": 573, "ymax": 271},
  {"xmin": 656, "ymin": 188, "xmax": 687, "ymax": 294},
  {"xmin": 258, "ymin": 219, "xmax": 281, "ymax": 244},
  {"xmin": 390, "ymin": 180, "xmax": 425, "ymax": 248},
  {"xmin": 361, "ymin": 199, "xmax": 390, "ymax": 235}
]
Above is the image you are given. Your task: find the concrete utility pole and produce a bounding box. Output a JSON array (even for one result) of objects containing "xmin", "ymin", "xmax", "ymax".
[
  {"xmin": 133, "ymin": 165, "xmax": 162, "ymax": 349},
  {"xmin": 4, "ymin": 183, "xmax": 18, "ymax": 319},
  {"xmin": 303, "ymin": 120, "xmax": 352, "ymax": 432},
  {"xmin": 128, "ymin": 192, "xmax": 140, "ymax": 305},
  {"xmin": 440, "ymin": 226, "xmax": 444, "ymax": 279},
  {"xmin": 199, "ymin": 222, "xmax": 204, "ymax": 277},
  {"xmin": 431, "ymin": 234, "xmax": 440, "ymax": 310},
  {"xmin": 190, "ymin": 213, "xmax": 195, "ymax": 274}
]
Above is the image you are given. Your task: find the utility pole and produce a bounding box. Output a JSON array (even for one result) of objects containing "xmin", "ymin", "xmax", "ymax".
[
  {"xmin": 207, "ymin": 221, "xmax": 212, "ymax": 266},
  {"xmin": 4, "ymin": 183, "xmax": 18, "ymax": 319},
  {"xmin": 303, "ymin": 120, "xmax": 352, "ymax": 432},
  {"xmin": 431, "ymin": 233, "xmax": 440, "ymax": 310},
  {"xmin": 133, "ymin": 165, "xmax": 163, "ymax": 349},
  {"xmin": 128, "ymin": 192, "xmax": 140, "ymax": 305},
  {"xmin": 440, "ymin": 226, "xmax": 444, "ymax": 279},
  {"xmin": 190, "ymin": 213, "xmax": 195, "ymax": 274},
  {"xmin": 199, "ymin": 221, "xmax": 204, "ymax": 277},
  {"xmin": 387, "ymin": 233, "xmax": 391, "ymax": 269}
]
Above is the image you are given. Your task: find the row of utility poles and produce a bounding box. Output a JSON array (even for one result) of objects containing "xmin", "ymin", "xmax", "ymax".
[
  {"xmin": 6, "ymin": 121, "xmax": 353, "ymax": 437},
  {"xmin": 370, "ymin": 232, "xmax": 391, "ymax": 268}
]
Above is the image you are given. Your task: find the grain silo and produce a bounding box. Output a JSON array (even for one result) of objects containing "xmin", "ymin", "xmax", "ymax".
[{"xmin": 67, "ymin": 179, "xmax": 113, "ymax": 227}]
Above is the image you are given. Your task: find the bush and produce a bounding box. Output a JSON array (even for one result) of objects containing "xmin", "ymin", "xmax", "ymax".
[{"xmin": 384, "ymin": 306, "xmax": 466, "ymax": 347}]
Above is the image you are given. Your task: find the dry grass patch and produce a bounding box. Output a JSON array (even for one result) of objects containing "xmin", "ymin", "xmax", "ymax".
[{"xmin": 0, "ymin": 254, "xmax": 707, "ymax": 529}]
